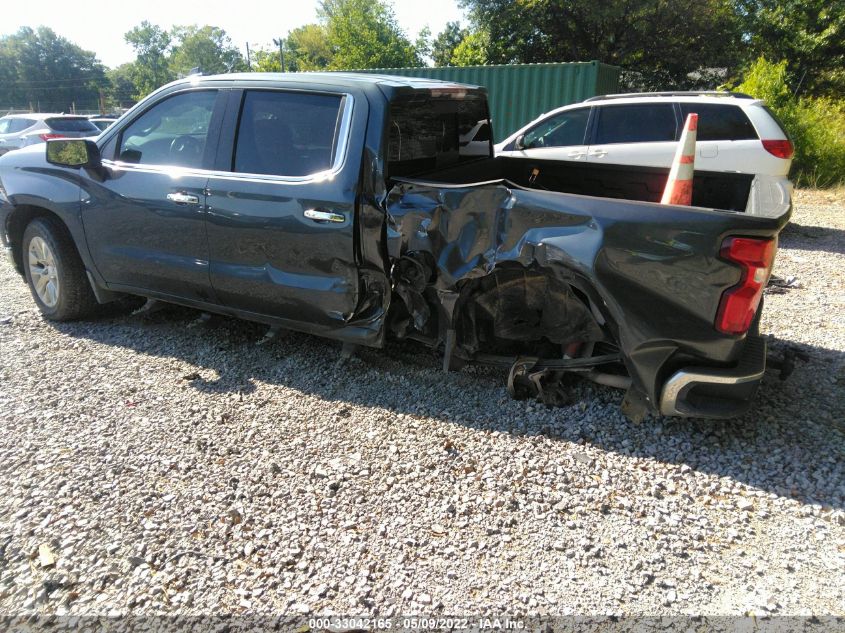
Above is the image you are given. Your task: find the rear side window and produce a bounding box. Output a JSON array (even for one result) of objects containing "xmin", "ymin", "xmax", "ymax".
[
  {"xmin": 594, "ymin": 104, "xmax": 677, "ymax": 144},
  {"xmin": 46, "ymin": 118, "xmax": 100, "ymax": 133},
  {"xmin": 13, "ymin": 118, "xmax": 36, "ymax": 132},
  {"xmin": 761, "ymin": 106, "xmax": 791, "ymax": 140},
  {"xmin": 523, "ymin": 108, "xmax": 590, "ymax": 149},
  {"xmin": 0, "ymin": 118, "xmax": 35, "ymax": 134},
  {"xmin": 678, "ymin": 103, "xmax": 757, "ymax": 141},
  {"xmin": 233, "ymin": 90, "xmax": 344, "ymax": 177}
]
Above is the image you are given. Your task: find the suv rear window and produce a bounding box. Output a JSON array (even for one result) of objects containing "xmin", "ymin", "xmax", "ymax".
[
  {"xmin": 595, "ymin": 104, "xmax": 677, "ymax": 144},
  {"xmin": 388, "ymin": 95, "xmax": 491, "ymax": 177},
  {"xmin": 678, "ymin": 103, "xmax": 757, "ymax": 141},
  {"xmin": 46, "ymin": 118, "xmax": 100, "ymax": 133}
]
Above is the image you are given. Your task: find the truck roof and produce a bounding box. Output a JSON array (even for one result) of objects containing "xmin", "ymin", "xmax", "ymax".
[{"xmin": 170, "ymin": 71, "xmax": 487, "ymax": 96}]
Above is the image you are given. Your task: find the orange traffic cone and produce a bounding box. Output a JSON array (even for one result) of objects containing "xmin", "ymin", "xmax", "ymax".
[{"xmin": 661, "ymin": 113, "xmax": 698, "ymax": 206}]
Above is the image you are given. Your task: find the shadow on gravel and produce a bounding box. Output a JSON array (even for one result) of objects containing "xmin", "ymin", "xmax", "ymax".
[
  {"xmin": 53, "ymin": 307, "xmax": 845, "ymax": 512},
  {"xmin": 780, "ymin": 222, "xmax": 845, "ymax": 255}
]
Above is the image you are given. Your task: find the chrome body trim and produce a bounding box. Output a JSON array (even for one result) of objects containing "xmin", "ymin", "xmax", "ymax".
[{"xmin": 101, "ymin": 92, "xmax": 355, "ymax": 185}]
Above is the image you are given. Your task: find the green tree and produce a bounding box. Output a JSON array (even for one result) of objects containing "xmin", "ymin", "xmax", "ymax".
[
  {"xmin": 432, "ymin": 21, "xmax": 467, "ymax": 67},
  {"xmin": 250, "ymin": 26, "xmax": 332, "ymax": 73},
  {"xmin": 124, "ymin": 21, "xmax": 174, "ymax": 98},
  {"xmin": 251, "ymin": 48, "xmax": 282, "ymax": 72},
  {"xmin": 451, "ymin": 31, "xmax": 489, "ymax": 66},
  {"xmin": 0, "ymin": 26, "xmax": 107, "ymax": 111},
  {"xmin": 287, "ymin": 24, "xmax": 334, "ymax": 70},
  {"xmin": 319, "ymin": 0, "xmax": 422, "ymax": 69},
  {"xmin": 414, "ymin": 26, "xmax": 432, "ymax": 64},
  {"xmin": 459, "ymin": 0, "xmax": 743, "ymax": 88},
  {"xmin": 169, "ymin": 25, "xmax": 247, "ymax": 77},
  {"xmin": 106, "ymin": 63, "xmax": 140, "ymax": 109},
  {"xmin": 734, "ymin": 57, "xmax": 845, "ymax": 187},
  {"xmin": 734, "ymin": 0, "xmax": 845, "ymax": 96}
]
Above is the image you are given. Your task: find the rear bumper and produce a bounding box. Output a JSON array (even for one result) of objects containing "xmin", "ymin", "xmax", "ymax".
[{"xmin": 659, "ymin": 335, "xmax": 766, "ymax": 418}]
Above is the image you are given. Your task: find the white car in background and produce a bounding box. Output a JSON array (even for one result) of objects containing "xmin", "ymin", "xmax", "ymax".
[
  {"xmin": 0, "ymin": 113, "xmax": 101, "ymax": 156},
  {"xmin": 495, "ymin": 92, "xmax": 794, "ymax": 217}
]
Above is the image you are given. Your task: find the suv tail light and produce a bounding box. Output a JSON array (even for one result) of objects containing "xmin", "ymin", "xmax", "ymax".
[
  {"xmin": 39, "ymin": 133, "xmax": 64, "ymax": 141},
  {"xmin": 762, "ymin": 139, "xmax": 794, "ymax": 159},
  {"xmin": 716, "ymin": 237, "xmax": 776, "ymax": 335}
]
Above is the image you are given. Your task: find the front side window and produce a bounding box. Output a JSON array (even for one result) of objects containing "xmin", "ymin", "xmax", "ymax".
[
  {"xmin": 679, "ymin": 103, "xmax": 757, "ymax": 141},
  {"xmin": 594, "ymin": 104, "xmax": 677, "ymax": 144},
  {"xmin": 233, "ymin": 90, "xmax": 344, "ymax": 177},
  {"xmin": 523, "ymin": 108, "xmax": 590, "ymax": 149},
  {"xmin": 117, "ymin": 90, "xmax": 217, "ymax": 168}
]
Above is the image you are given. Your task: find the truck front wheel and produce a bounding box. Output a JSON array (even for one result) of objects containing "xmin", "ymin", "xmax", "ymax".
[{"xmin": 22, "ymin": 217, "xmax": 98, "ymax": 321}]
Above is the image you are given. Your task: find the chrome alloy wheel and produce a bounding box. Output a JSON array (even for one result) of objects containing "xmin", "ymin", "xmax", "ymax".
[{"xmin": 28, "ymin": 236, "xmax": 60, "ymax": 308}]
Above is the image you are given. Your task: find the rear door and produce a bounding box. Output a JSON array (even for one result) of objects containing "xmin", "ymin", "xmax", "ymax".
[
  {"xmin": 204, "ymin": 86, "xmax": 364, "ymax": 328},
  {"xmin": 587, "ymin": 103, "xmax": 679, "ymax": 167}
]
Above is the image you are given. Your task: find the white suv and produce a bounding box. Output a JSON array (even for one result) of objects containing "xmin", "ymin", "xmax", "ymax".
[{"xmin": 495, "ymin": 92, "xmax": 794, "ymax": 217}]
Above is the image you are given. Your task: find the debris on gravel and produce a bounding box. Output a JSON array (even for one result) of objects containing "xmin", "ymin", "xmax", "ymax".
[{"xmin": 0, "ymin": 191, "xmax": 843, "ymax": 619}]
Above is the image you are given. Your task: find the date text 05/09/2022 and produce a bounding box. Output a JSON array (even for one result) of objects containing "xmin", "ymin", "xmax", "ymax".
[{"xmin": 307, "ymin": 616, "xmax": 526, "ymax": 630}]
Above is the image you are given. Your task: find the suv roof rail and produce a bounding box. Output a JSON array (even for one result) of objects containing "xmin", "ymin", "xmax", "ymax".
[{"xmin": 584, "ymin": 91, "xmax": 755, "ymax": 102}]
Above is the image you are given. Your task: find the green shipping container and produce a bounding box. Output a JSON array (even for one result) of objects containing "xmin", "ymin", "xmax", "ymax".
[{"xmin": 353, "ymin": 61, "xmax": 620, "ymax": 141}]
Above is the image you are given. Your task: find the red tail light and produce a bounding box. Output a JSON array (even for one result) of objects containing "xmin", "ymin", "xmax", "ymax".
[
  {"xmin": 716, "ymin": 237, "xmax": 776, "ymax": 335},
  {"xmin": 39, "ymin": 133, "xmax": 64, "ymax": 141},
  {"xmin": 762, "ymin": 139, "xmax": 794, "ymax": 159}
]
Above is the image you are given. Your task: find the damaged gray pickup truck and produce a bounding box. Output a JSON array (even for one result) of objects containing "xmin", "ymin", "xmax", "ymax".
[{"xmin": 0, "ymin": 73, "xmax": 790, "ymax": 420}]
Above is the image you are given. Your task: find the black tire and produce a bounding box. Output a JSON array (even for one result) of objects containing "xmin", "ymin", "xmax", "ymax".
[{"xmin": 22, "ymin": 217, "xmax": 99, "ymax": 321}]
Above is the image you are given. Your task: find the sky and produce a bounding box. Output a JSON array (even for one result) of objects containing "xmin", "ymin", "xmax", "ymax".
[{"xmin": 3, "ymin": 0, "xmax": 467, "ymax": 68}]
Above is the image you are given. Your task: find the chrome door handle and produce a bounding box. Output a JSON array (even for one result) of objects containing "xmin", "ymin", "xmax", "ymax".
[
  {"xmin": 589, "ymin": 149, "xmax": 608, "ymax": 157},
  {"xmin": 567, "ymin": 151, "xmax": 587, "ymax": 159},
  {"xmin": 304, "ymin": 209, "xmax": 345, "ymax": 223},
  {"xmin": 167, "ymin": 192, "xmax": 200, "ymax": 205}
]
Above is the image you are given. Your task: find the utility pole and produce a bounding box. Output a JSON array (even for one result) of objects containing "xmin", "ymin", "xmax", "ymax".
[
  {"xmin": 273, "ymin": 37, "xmax": 286, "ymax": 72},
  {"xmin": 246, "ymin": 42, "xmax": 252, "ymax": 69}
]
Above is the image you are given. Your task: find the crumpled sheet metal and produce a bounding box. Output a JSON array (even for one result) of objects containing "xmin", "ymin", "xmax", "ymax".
[
  {"xmin": 383, "ymin": 178, "xmax": 766, "ymax": 404},
  {"xmin": 386, "ymin": 180, "xmax": 603, "ymax": 294}
]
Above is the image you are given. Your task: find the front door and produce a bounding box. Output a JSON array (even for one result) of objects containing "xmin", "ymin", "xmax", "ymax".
[
  {"xmin": 81, "ymin": 89, "xmax": 223, "ymax": 302},
  {"xmin": 500, "ymin": 106, "xmax": 591, "ymax": 162},
  {"xmin": 204, "ymin": 87, "xmax": 362, "ymax": 329}
]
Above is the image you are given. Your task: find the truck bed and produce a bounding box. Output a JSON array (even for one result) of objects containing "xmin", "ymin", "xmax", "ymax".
[
  {"xmin": 384, "ymin": 156, "xmax": 789, "ymax": 418},
  {"xmin": 397, "ymin": 155, "xmax": 754, "ymax": 212}
]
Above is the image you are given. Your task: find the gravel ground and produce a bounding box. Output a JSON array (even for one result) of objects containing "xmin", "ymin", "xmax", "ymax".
[{"xmin": 0, "ymin": 190, "xmax": 843, "ymax": 623}]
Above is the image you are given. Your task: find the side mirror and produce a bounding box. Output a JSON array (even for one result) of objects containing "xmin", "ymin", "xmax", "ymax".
[
  {"xmin": 514, "ymin": 134, "xmax": 526, "ymax": 151},
  {"xmin": 46, "ymin": 139, "xmax": 102, "ymax": 169}
]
